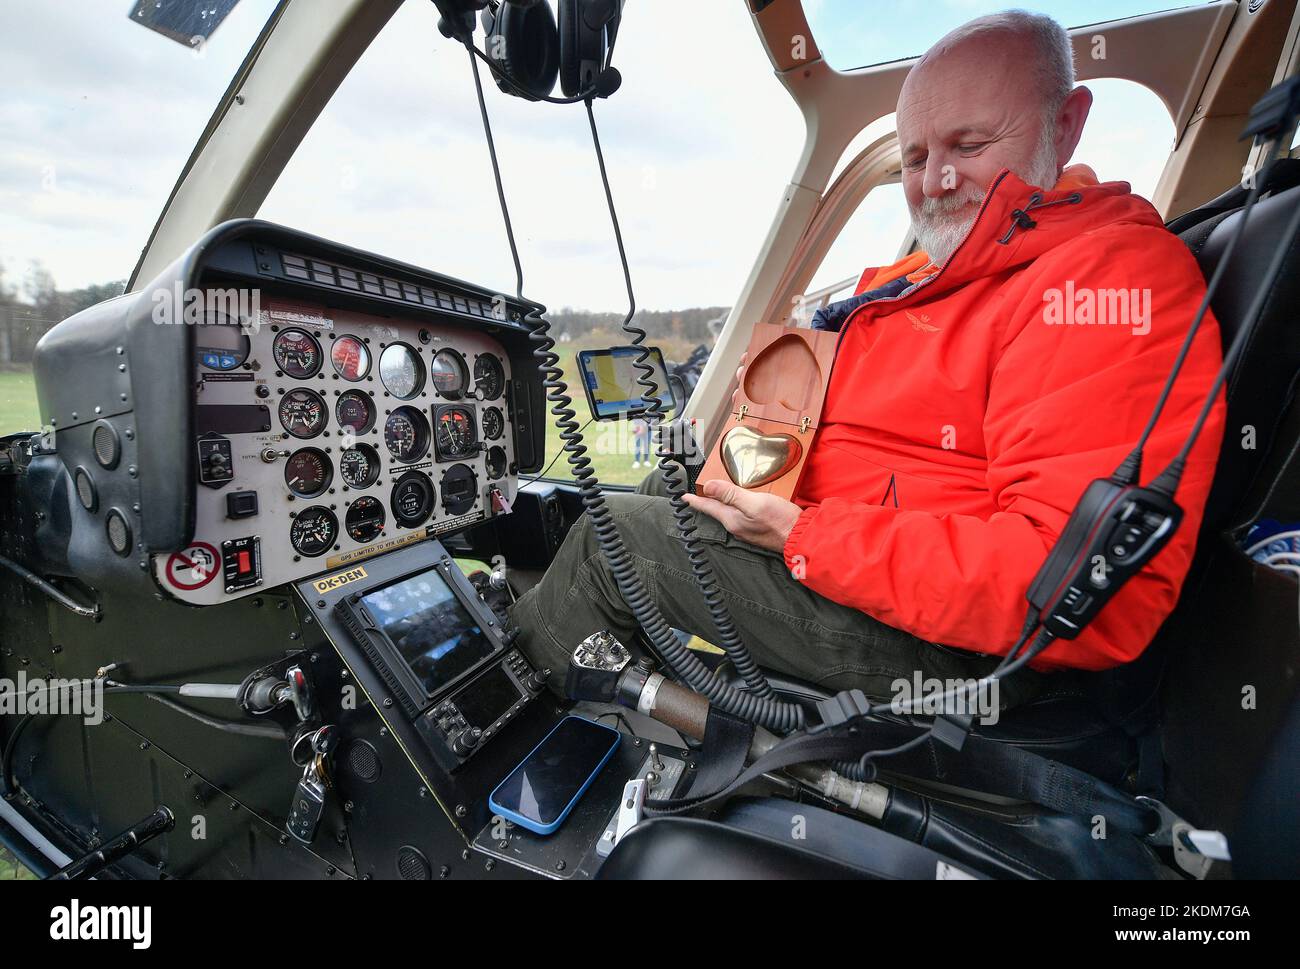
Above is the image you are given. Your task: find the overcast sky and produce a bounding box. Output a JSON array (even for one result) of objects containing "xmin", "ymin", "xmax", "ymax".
[{"xmin": 2, "ymin": 0, "xmax": 1186, "ymax": 311}]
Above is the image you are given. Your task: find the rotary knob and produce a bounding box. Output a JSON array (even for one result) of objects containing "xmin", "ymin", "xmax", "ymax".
[{"xmin": 451, "ymin": 727, "xmax": 482, "ymax": 756}]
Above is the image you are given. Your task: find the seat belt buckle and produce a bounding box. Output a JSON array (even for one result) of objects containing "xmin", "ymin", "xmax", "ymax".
[{"xmin": 1137, "ymin": 796, "xmax": 1231, "ymax": 879}]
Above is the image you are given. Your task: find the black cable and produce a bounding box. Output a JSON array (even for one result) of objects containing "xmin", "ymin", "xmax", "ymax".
[
  {"xmin": 469, "ymin": 42, "xmax": 598, "ymax": 104},
  {"xmin": 2, "ymin": 681, "xmax": 285, "ymax": 799},
  {"xmin": 594, "ymin": 710, "xmax": 639, "ymax": 737},
  {"xmin": 464, "ymin": 45, "xmax": 802, "ymax": 731},
  {"xmin": 517, "ymin": 417, "xmax": 594, "ymax": 487},
  {"xmin": 582, "ymin": 98, "xmax": 777, "ymax": 700},
  {"xmin": 1153, "ymin": 156, "xmax": 1300, "ymax": 494}
]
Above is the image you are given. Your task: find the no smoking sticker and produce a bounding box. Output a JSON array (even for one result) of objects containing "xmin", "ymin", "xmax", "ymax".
[{"xmin": 165, "ymin": 543, "xmax": 220, "ymax": 591}]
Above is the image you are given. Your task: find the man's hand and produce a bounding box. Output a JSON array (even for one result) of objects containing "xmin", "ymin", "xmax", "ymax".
[{"xmin": 682, "ymin": 478, "xmax": 803, "ymax": 553}]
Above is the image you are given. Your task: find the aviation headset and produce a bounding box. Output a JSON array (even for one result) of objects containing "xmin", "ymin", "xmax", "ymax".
[{"xmin": 480, "ymin": 0, "xmax": 624, "ymax": 101}]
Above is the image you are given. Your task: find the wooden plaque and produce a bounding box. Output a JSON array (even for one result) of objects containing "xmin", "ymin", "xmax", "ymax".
[{"xmin": 696, "ymin": 322, "xmax": 839, "ymax": 501}]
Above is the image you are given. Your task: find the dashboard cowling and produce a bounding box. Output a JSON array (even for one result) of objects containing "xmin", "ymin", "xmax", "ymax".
[{"xmin": 29, "ymin": 219, "xmax": 547, "ymax": 602}]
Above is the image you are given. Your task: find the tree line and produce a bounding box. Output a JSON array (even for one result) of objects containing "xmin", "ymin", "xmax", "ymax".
[{"xmin": 0, "ymin": 261, "xmax": 729, "ymax": 366}]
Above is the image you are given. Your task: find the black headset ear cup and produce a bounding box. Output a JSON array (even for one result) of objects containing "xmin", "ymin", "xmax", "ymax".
[
  {"xmin": 558, "ymin": 0, "xmax": 609, "ymax": 98},
  {"xmin": 485, "ymin": 1, "xmax": 560, "ymax": 101}
]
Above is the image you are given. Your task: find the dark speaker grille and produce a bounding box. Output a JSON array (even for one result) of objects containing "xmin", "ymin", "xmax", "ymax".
[
  {"xmin": 74, "ymin": 468, "xmax": 96, "ymax": 511},
  {"xmin": 92, "ymin": 421, "xmax": 120, "ymax": 469},
  {"xmin": 105, "ymin": 509, "xmax": 131, "ymax": 555},
  {"xmin": 345, "ymin": 740, "xmax": 381, "ymax": 783},
  {"xmin": 396, "ymin": 845, "xmax": 431, "ymax": 881}
]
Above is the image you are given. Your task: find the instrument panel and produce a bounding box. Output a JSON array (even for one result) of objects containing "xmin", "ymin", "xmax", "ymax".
[{"xmin": 154, "ymin": 294, "xmax": 518, "ymax": 605}]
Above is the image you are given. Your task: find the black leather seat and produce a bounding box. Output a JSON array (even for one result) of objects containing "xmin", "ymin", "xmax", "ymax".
[{"xmin": 597, "ymin": 797, "xmax": 986, "ymax": 879}]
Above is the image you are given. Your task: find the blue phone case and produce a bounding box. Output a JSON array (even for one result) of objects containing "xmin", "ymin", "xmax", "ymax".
[{"xmin": 488, "ymin": 716, "xmax": 621, "ymax": 836}]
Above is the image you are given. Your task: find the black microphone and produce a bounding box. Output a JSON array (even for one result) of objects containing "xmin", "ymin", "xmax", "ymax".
[{"xmin": 594, "ymin": 67, "xmax": 622, "ymax": 98}]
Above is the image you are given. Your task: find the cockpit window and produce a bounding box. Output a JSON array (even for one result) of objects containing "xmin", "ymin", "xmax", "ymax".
[
  {"xmin": 804, "ymin": 0, "xmax": 1204, "ymax": 72},
  {"xmin": 259, "ymin": 1, "xmax": 802, "ymax": 485},
  {"xmin": 1, "ymin": 0, "xmax": 281, "ymax": 436}
]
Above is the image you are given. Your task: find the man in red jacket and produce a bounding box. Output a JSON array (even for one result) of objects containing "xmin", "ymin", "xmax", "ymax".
[{"xmin": 512, "ymin": 11, "xmax": 1225, "ymax": 706}]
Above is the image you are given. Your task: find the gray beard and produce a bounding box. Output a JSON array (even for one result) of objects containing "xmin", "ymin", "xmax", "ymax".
[{"xmin": 909, "ymin": 127, "xmax": 1061, "ymax": 267}]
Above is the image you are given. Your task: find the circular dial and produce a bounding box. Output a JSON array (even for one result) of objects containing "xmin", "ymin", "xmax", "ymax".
[
  {"xmin": 485, "ymin": 445, "xmax": 508, "ymax": 480},
  {"xmin": 278, "ymin": 388, "xmax": 328, "ymax": 439},
  {"xmin": 339, "ymin": 443, "xmax": 381, "ymax": 489},
  {"xmin": 473, "ymin": 355, "xmax": 505, "ymax": 400},
  {"xmin": 331, "ymin": 335, "xmax": 371, "ymax": 381},
  {"xmin": 429, "ymin": 349, "xmax": 469, "ymax": 400},
  {"xmin": 196, "ymin": 312, "xmax": 250, "ymax": 371},
  {"xmin": 440, "ymin": 464, "xmax": 479, "ymax": 517},
  {"xmin": 335, "ymin": 390, "xmax": 376, "ymax": 435},
  {"xmin": 290, "ymin": 506, "xmax": 338, "ymax": 557},
  {"xmin": 390, "ymin": 470, "xmax": 435, "ymax": 528},
  {"xmin": 379, "ymin": 343, "xmax": 424, "ymax": 399},
  {"xmin": 384, "ymin": 406, "xmax": 430, "ymax": 463},
  {"xmin": 481, "ymin": 406, "xmax": 504, "ymax": 441},
  {"xmin": 435, "ymin": 405, "xmax": 477, "ymax": 460},
  {"xmin": 273, "ymin": 328, "xmax": 323, "ymax": 379},
  {"xmin": 284, "ymin": 448, "xmax": 333, "ymax": 498},
  {"xmin": 345, "ymin": 496, "xmax": 386, "ymax": 543}
]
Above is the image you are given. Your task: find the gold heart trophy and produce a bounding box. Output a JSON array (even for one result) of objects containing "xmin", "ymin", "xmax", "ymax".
[{"xmin": 696, "ymin": 321, "xmax": 840, "ymax": 502}]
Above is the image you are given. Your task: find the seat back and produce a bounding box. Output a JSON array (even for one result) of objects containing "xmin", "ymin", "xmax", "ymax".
[{"xmin": 1175, "ymin": 166, "xmax": 1300, "ymax": 531}]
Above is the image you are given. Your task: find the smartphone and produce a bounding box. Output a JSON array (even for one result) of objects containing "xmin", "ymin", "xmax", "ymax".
[{"xmin": 488, "ymin": 716, "xmax": 622, "ymax": 835}]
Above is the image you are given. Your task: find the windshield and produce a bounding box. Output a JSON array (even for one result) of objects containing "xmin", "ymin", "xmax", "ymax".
[{"xmin": 1, "ymin": 0, "xmax": 279, "ymax": 435}]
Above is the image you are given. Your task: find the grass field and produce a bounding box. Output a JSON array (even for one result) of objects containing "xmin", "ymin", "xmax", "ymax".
[
  {"xmin": 0, "ymin": 369, "xmax": 41, "ymax": 437},
  {"xmin": 0, "ymin": 847, "xmax": 35, "ymax": 880}
]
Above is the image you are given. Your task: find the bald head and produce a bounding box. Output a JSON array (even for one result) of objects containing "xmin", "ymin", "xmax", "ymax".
[{"xmin": 897, "ymin": 10, "xmax": 1092, "ymax": 265}]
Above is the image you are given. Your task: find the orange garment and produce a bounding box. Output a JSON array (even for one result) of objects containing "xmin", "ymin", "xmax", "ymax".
[{"xmin": 785, "ymin": 166, "xmax": 1225, "ymax": 671}]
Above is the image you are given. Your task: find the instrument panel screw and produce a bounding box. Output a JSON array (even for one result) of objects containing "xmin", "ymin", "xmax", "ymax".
[
  {"xmin": 439, "ymin": 866, "xmax": 450, "ymax": 879},
  {"xmin": 455, "ymin": 804, "xmax": 467, "ymax": 818},
  {"xmin": 280, "ymin": 834, "xmax": 290, "ymax": 846},
  {"xmin": 555, "ymin": 860, "xmax": 566, "ymax": 872},
  {"xmin": 484, "ymin": 860, "xmax": 495, "ymax": 871}
]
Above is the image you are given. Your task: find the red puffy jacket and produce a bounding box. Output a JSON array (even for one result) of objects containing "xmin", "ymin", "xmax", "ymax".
[{"xmin": 784, "ymin": 165, "xmax": 1226, "ymax": 671}]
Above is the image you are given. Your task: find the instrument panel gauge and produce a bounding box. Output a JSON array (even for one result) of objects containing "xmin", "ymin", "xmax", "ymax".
[
  {"xmin": 390, "ymin": 470, "xmax": 435, "ymax": 528},
  {"xmin": 196, "ymin": 312, "xmax": 251, "ymax": 371},
  {"xmin": 345, "ymin": 496, "xmax": 386, "ymax": 543},
  {"xmin": 473, "ymin": 354, "xmax": 505, "ymax": 400},
  {"xmin": 335, "ymin": 390, "xmax": 376, "ymax": 435},
  {"xmin": 290, "ymin": 506, "xmax": 338, "ymax": 558},
  {"xmin": 379, "ymin": 343, "xmax": 424, "ymax": 399},
  {"xmin": 486, "ymin": 445, "xmax": 508, "ymax": 481},
  {"xmin": 384, "ymin": 406, "xmax": 430, "ymax": 463},
  {"xmin": 430, "ymin": 349, "xmax": 469, "ymax": 400},
  {"xmin": 340, "ymin": 443, "xmax": 381, "ymax": 489},
  {"xmin": 278, "ymin": 388, "xmax": 328, "ymax": 439},
  {"xmin": 481, "ymin": 406, "xmax": 505, "ymax": 441},
  {"xmin": 435, "ymin": 405, "xmax": 478, "ymax": 461},
  {"xmin": 273, "ymin": 328, "xmax": 323, "ymax": 379},
  {"xmin": 440, "ymin": 463, "xmax": 479, "ymax": 517},
  {"xmin": 284, "ymin": 448, "xmax": 333, "ymax": 498},
  {"xmin": 331, "ymin": 334, "xmax": 371, "ymax": 381}
]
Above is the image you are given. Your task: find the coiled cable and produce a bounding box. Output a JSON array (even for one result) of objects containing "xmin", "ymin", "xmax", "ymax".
[
  {"xmin": 582, "ymin": 99, "xmax": 777, "ymax": 702},
  {"xmin": 466, "ymin": 47, "xmax": 802, "ymax": 732}
]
